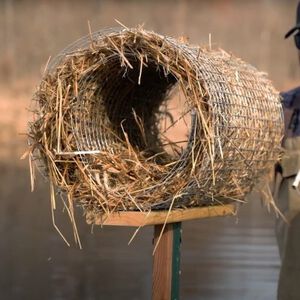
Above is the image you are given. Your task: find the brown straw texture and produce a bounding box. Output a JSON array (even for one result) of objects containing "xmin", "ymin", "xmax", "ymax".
[{"xmin": 28, "ymin": 27, "xmax": 284, "ymax": 221}]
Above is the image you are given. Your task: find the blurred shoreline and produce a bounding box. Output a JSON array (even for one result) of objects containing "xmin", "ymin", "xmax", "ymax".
[
  {"xmin": 1, "ymin": 0, "xmax": 299, "ymax": 163},
  {"xmin": 0, "ymin": 1, "xmax": 295, "ymax": 299}
]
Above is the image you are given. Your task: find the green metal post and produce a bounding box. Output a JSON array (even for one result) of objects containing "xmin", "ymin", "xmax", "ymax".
[{"xmin": 171, "ymin": 222, "xmax": 182, "ymax": 300}]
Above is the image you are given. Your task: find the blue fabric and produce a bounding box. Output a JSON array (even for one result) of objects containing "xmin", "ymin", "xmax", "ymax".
[
  {"xmin": 281, "ymin": 86, "xmax": 300, "ymax": 108},
  {"xmin": 281, "ymin": 86, "xmax": 300, "ymax": 136}
]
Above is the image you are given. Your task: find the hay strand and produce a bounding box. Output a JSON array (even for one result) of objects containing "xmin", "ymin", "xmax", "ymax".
[{"xmin": 28, "ymin": 27, "xmax": 283, "ymax": 239}]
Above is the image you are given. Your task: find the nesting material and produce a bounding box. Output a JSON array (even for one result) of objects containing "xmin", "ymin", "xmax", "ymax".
[{"xmin": 28, "ymin": 27, "xmax": 283, "ymax": 221}]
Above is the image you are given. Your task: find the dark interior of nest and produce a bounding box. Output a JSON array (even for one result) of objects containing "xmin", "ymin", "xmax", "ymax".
[{"xmin": 79, "ymin": 52, "xmax": 191, "ymax": 165}]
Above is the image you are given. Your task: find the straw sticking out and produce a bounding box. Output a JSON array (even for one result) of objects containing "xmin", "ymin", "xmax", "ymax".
[{"xmin": 28, "ymin": 27, "xmax": 283, "ymax": 234}]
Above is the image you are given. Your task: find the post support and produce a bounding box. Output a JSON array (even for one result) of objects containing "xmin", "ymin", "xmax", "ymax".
[{"xmin": 152, "ymin": 222, "xmax": 182, "ymax": 300}]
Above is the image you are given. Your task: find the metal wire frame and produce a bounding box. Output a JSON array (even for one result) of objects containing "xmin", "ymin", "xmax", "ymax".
[{"xmin": 30, "ymin": 27, "xmax": 284, "ymax": 212}]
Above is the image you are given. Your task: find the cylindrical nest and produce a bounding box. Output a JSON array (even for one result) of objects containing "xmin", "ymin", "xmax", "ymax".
[{"xmin": 29, "ymin": 27, "xmax": 283, "ymax": 217}]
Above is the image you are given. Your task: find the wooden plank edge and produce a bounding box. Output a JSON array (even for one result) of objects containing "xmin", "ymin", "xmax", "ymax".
[{"xmin": 86, "ymin": 203, "xmax": 237, "ymax": 227}]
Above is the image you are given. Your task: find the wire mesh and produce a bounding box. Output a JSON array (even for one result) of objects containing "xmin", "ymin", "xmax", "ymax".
[{"xmin": 28, "ymin": 27, "xmax": 284, "ymax": 217}]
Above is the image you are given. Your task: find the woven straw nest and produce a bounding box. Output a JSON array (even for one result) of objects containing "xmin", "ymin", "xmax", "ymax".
[{"xmin": 29, "ymin": 27, "xmax": 283, "ymax": 222}]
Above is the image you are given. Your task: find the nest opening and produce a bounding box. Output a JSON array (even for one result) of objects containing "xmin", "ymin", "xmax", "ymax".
[{"xmin": 78, "ymin": 52, "xmax": 191, "ymax": 162}]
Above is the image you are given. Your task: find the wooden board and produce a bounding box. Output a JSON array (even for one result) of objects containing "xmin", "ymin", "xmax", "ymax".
[
  {"xmin": 152, "ymin": 223, "xmax": 174, "ymax": 300},
  {"xmin": 86, "ymin": 204, "xmax": 236, "ymax": 227}
]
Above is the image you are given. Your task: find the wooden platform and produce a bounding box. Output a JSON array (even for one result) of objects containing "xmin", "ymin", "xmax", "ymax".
[
  {"xmin": 85, "ymin": 203, "xmax": 236, "ymax": 299},
  {"xmin": 86, "ymin": 204, "xmax": 236, "ymax": 227}
]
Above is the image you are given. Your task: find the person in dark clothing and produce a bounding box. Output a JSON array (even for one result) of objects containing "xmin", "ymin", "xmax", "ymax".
[{"xmin": 274, "ymin": 2, "xmax": 300, "ymax": 299}]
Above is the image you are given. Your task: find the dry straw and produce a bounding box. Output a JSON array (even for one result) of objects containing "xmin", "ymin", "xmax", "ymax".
[{"xmin": 28, "ymin": 27, "xmax": 283, "ymax": 234}]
